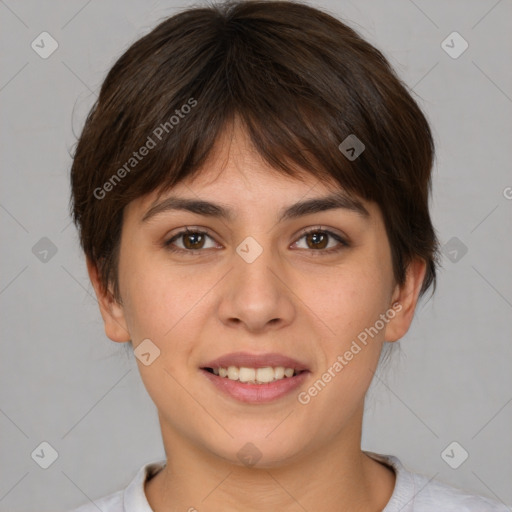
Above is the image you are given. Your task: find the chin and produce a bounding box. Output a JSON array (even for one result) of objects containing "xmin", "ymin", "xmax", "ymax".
[{"xmin": 202, "ymin": 432, "xmax": 309, "ymax": 469}]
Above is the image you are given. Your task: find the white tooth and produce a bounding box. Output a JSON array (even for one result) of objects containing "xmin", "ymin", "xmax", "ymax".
[
  {"xmin": 238, "ymin": 367, "xmax": 256, "ymax": 383},
  {"xmin": 284, "ymin": 368, "xmax": 294, "ymax": 378},
  {"xmin": 213, "ymin": 366, "xmax": 296, "ymax": 383},
  {"xmin": 227, "ymin": 366, "xmax": 239, "ymax": 380},
  {"xmin": 274, "ymin": 366, "xmax": 285, "ymax": 380},
  {"xmin": 256, "ymin": 367, "xmax": 275, "ymax": 383}
]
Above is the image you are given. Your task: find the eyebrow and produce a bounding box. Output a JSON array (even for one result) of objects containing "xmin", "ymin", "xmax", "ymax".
[{"xmin": 141, "ymin": 190, "xmax": 369, "ymax": 223}]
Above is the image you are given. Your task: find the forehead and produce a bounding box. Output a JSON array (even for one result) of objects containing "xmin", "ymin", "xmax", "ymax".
[
  {"xmin": 128, "ymin": 166, "xmax": 374, "ymax": 226},
  {"xmin": 169, "ymin": 119, "xmax": 328, "ymax": 194},
  {"xmin": 139, "ymin": 127, "xmax": 309, "ymax": 192},
  {"xmin": 124, "ymin": 119, "xmax": 380, "ymax": 224}
]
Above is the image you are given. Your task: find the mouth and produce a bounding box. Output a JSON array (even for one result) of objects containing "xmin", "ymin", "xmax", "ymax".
[
  {"xmin": 200, "ymin": 352, "xmax": 310, "ymax": 403},
  {"xmin": 202, "ymin": 366, "xmax": 306, "ymax": 384}
]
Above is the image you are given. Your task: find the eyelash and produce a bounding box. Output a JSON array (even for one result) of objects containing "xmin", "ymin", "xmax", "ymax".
[{"xmin": 163, "ymin": 226, "xmax": 349, "ymax": 256}]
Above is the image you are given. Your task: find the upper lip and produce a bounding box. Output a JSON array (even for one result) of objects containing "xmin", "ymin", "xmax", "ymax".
[{"xmin": 202, "ymin": 352, "xmax": 309, "ymax": 371}]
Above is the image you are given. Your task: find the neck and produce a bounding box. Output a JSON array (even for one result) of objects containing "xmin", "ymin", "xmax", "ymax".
[{"xmin": 145, "ymin": 408, "xmax": 395, "ymax": 512}]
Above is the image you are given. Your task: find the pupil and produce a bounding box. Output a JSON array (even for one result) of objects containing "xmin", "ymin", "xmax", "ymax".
[
  {"xmin": 308, "ymin": 232, "xmax": 327, "ymax": 249},
  {"xmin": 182, "ymin": 232, "xmax": 328, "ymax": 250},
  {"xmin": 185, "ymin": 233, "xmax": 203, "ymax": 249}
]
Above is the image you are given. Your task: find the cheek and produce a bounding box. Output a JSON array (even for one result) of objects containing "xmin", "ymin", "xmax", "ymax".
[
  {"xmin": 298, "ymin": 267, "xmax": 392, "ymax": 418},
  {"xmin": 317, "ymin": 263, "xmax": 392, "ymax": 338},
  {"xmin": 118, "ymin": 253, "xmax": 216, "ymax": 348},
  {"xmin": 117, "ymin": 246, "xmax": 171, "ymax": 340}
]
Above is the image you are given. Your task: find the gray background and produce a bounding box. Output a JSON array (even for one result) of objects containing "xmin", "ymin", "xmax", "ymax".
[{"xmin": 1, "ymin": 0, "xmax": 511, "ymax": 510}]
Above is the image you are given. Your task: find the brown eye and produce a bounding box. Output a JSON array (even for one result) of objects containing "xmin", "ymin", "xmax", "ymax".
[
  {"xmin": 164, "ymin": 227, "xmax": 348, "ymax": 256},
  {"xmin": 293, "ymin": 228, "xmax": 348, "ymax": 254},
  {"xmin": 164, "ymin": 229, "xmax": 217, "ymax": 254},
  {"xmin": 182, "ymin": 232, "xmax": 206, "ymax": 250},
  {"xmin": 305, "ymin": 231, "xmax": 329, "ymax": 250}
]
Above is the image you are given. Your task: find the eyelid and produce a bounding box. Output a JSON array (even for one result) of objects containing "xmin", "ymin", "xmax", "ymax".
[
  {"xmin": 163, "ymin": 225, "xmax": 349, "ymax": 254},
  {"xmin": 294, "ymin": 225, "xmax": 349, "ymax": 244},
  {"xmin": 163, "ymin": 226, "xmax": 219, "ymax": 250},
  {"xmin": 291, "ymin": 226, "xmax": 349, "ymax": 254}
]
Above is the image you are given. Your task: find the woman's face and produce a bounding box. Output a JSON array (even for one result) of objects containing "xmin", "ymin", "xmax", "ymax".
[{"xmin": 92, "ymin": 126, "xmax": 424, "ymax": 467}]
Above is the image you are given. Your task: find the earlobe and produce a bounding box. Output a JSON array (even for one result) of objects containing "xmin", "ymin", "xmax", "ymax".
[
  {"xmin": 86, "ymin": 258, "xmax": 131, "ymax": 343},
  {"xmin": 384, "ymin": 258, "xmax": 427, "ymax": 343}
]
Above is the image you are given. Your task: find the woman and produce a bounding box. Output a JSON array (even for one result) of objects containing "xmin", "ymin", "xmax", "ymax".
[{"xmin": 68, "ymin": 1, "xmax": 510, "ymax": 510}]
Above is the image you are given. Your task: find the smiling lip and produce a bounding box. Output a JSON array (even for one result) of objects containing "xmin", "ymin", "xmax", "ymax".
[
  {"xmin": 200, "ymin": 352, "xmax": 310, "ymax": 404},
  {"xmin": 201, "ymin": 352, "xmax": 309, "ymax": 371},
  {"xmin": 201, "ymin": 368, "xmax": 309, "ymax": 403}
]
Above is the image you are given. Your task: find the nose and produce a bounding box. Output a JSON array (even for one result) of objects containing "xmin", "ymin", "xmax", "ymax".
[{"xmin": 216, "ymin": 241, "xmax": 296, "ymax": 334}]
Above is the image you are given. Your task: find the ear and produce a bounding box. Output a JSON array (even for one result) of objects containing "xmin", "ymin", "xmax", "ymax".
[
  {"xmin": 384, "ymin": 258, "xmax": 427, "ymax": 342},
  {"xmin": 86, "ymin": 258, "xmax": 131, "ymax": 343}
]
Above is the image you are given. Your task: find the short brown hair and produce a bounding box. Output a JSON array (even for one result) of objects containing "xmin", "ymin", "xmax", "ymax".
[{"xmin": 70, "ymin": 0, "xmax": 438, "ymax": 300}]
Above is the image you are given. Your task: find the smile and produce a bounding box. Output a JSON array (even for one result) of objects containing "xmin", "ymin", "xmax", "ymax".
[
  {"xmin": 200, "ymin": 352, "xmax": 310, "ymax": 403},
  {"xmin": 205, "ymin": 366, "xmax": 302, "ymax": 384}
]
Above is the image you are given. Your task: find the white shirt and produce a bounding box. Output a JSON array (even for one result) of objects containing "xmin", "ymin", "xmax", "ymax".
[{"xmin": 68, "ymin": 452, "xmax": 511, "ymax": 511}]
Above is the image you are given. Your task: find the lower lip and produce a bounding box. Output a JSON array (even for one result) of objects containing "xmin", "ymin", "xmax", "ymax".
[{"xmin": 200, "ymin": 369, "xmax": 309, "ymax": 403}]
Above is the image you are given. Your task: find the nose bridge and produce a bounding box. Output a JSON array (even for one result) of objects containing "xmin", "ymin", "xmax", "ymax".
[
  {"xmin": 218, "ymin": 233, "xmax": 295, "ymax": 330},
  {"xmin": 234, "ymin": 233, "xmax": 281, "ymax": 298}
]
